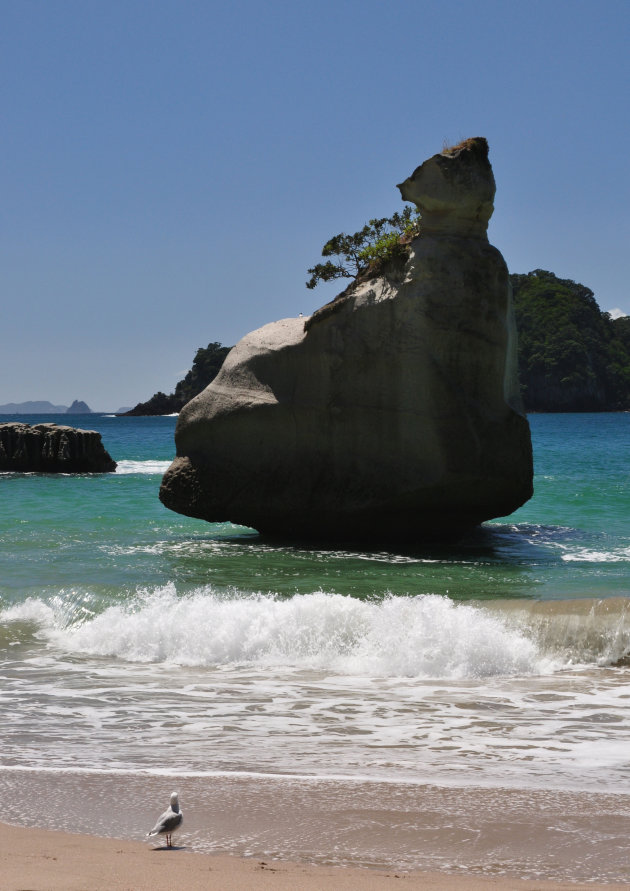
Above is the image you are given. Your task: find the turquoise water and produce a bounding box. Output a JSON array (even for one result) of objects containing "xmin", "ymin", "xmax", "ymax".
[
  {"xmin": 2, "ymin": 413, "xmax": 629, "ymax": 604},
  {"xmin": 1, "ymin": 411, "xmax": 630, "ymax": 878}
]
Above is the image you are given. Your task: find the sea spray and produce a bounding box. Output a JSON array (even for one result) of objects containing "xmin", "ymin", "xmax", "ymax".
[
  {"xmin": 5, "ymin": 588, "xmax": 630, "ymax": 673},
  {"xmin": 113, "ymin": 459, "xmax": 172, "ymax": 475},
  {"xmin": 4, "ymin": 587, "xmax": 553, "ymax": 677}
]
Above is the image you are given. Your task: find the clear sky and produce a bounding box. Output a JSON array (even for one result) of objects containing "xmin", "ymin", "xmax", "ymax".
[{"xmin": 2, "ymin": 0, "xmax": 629, "ymax": 411}]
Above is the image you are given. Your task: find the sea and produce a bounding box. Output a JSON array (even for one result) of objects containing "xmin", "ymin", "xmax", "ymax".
[{"xmin": 1, "ymin": 411, "xmax": 629, "ymax": 882}]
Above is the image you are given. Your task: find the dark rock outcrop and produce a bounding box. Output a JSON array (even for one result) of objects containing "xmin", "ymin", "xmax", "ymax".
[
  {"xmin": 0, "ymin": 423, "xmax": 116, "ymax": 473},
  {"xmin": 160, "ymin": 138, "xmax": 533, "ymax": 542},
  {"xmin": 123, "ymin": 342, "xmax": 231, "ymax": 416},
  {"xmin": 122, "ymin": 391, "xmax": 180, "ymax": 416}
]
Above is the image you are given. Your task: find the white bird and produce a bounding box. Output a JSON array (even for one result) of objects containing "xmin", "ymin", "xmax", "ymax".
[{"xmin": 148, "ymin": 792, "xmax": 183, "ymax": 847}]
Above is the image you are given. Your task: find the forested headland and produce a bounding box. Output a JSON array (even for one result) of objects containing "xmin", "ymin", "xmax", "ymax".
[
  {"xmin": 512, "ymin": 270, "xmax": 630, "ymax": 411},
  {"xmin": 124, "ymin": 270, "xmax": 630, "ymax": 415},
  {"xmin": 122, "ymin": 342, "xmax": 230, "ymax": 416}
]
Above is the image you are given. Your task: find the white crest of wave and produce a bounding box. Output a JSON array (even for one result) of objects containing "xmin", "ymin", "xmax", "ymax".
[
  {"xmin": 2, "ymin": 597, "xmax": 58, "ymax": 626},
  {"xmin": 561, "ymin": 546, "xmax": 630, "ymax": 563},
  {"xmin": 27, "ymin": 587, "xmax": 547, "ymax": 678},
  {"xmin": 114, "ymin": 460, "xmax": 172, "ymax": 475}
]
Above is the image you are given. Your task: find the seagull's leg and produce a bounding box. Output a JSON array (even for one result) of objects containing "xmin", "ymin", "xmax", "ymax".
[{"xmin": 166, "ymin": 833, "xmax": 171, "ymax": 847}]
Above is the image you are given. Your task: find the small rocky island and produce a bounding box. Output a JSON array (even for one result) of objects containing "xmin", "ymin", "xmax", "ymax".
[
  {"xmin": 160, "ymin": 138, "xmax": 533, "ymax": 541},
  {"xmin": 0, "ymin": 423, "xmax": 116, "ymax": 473},
  {"xmin": 66, "ymin": 400, "xmax": 92, "ymax": 414}
]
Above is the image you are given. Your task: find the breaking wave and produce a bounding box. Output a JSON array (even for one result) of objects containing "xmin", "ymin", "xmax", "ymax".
[
  {"xmin": 4, "ymin": 587, "xmax": 629, "ymax": 678},
  {"xmin": 114, "ymin": 460, "xmax": 171, "ymax": 475}
]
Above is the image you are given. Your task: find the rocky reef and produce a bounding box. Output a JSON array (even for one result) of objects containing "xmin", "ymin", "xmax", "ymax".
[
  {"xmin": 0, "ymin": 423, "xmax": 116, "ymax": 473},
  {"xmin": 160, "ymin": 138, "xmax": 533, "ymax": 542}
]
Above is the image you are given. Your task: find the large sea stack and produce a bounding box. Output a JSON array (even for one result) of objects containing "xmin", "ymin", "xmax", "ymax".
[
  {"xmin": 0, "ymin": 423, "xmax": 116, "ymax": 473},
  {"xmin": 160, "ymin": 138, "xmax": 533, "ymax": 541}
]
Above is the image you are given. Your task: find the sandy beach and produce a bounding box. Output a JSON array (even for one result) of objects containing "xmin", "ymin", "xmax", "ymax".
[
  {"xmin": 3, "ymin": 822, "xmax": 630, "ymax": 891},
  {"xmin": 2, "ymin": 770, "xmax": 630, "ymax": 889}
]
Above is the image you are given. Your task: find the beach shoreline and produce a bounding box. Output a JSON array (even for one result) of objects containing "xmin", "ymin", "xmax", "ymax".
[
  {"xmin": 2, "ymin": 770, "xmax": 630, "ymax": 887},
  {"xmin": 2, "ymin": 822, "xmax": 629, "ymax": 891}
]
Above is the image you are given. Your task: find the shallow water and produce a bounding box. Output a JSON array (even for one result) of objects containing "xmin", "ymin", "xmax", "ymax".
[{"xmin": 4, "ymin": 771, "xmax": 630, "ymax": 883}]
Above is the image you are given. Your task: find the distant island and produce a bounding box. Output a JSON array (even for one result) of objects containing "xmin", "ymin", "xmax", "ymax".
[
  {"xmin": 67, "ymin": 400, "xmax": 92, "ymax": 414},
  {"xmin": 0, "ymin": 399, "xmax": 94, "ymax": 414},
  {"xmin": 122, "ymin": 271, "xmax": 630, "ymax": 416}
]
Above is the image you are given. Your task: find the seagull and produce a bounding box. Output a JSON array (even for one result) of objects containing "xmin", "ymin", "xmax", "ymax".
[{"xmin": 148, "ymin": 792, "xmax": 183, "ymax": 847}]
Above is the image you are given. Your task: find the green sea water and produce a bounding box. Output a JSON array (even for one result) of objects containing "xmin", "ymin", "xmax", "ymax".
[{"xmin": 1, "ymin": 412, "xmax": 629, "ymax": 604}]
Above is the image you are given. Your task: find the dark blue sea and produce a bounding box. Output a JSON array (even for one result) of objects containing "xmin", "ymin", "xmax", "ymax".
[{"xmin": 1, "ymin": 412, "xmax": 629, "ymax": 881}]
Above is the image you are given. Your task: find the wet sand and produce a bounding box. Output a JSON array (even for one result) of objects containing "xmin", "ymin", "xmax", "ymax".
[
  {"xmin": 2, "ymin": 770, "xmax": 630, "ymax": 887},
  {"xmin": 2, "ymin": 822, "xmax": 629, "ymax": 891}
]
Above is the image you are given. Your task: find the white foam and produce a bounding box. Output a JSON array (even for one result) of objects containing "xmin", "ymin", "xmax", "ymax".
[
  {"xmin": 114, "ymin": 460, "xmax": 171, "ymax": 475},
  {"xmin": 4, "ymin": 588, "xmax": 550, "ymax": 678},
  {"xmin": 2, "ymin": 597, "xmax": 57, "ymax": 626},
  {"xmin": 561, "ymin": 547, "xmax": 630, "ymax": 563},
  {"xmin": 4, "ymin": 591, "xmax": 630, "ymax": 793}
]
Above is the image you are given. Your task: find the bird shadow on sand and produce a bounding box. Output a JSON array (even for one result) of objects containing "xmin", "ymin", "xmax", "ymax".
[{"xmin": 150, "ymin": 843, "xmax": 188, "ymax": 851}]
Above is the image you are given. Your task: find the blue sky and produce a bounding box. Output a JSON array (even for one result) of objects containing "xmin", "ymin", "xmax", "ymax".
[{"xmin": 2, "ymin": 0, "xmax": 629, "ymax": 410}]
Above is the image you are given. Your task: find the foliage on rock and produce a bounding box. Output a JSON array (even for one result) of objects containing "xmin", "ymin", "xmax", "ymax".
[
  {"xmin": 306, "ymin": 207, "xmax": 420, "ymax": 289},
  {"xmin": 172, "ymin": 342, "xmax": 231, "ymax": 405}
]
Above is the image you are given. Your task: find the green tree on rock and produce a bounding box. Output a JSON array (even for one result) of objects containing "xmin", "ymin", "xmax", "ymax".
[{"xmin": 306, "ymin": 207, "xmax": 420, "ymax": 289}]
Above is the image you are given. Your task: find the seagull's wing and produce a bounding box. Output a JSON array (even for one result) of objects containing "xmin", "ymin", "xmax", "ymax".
[{"xmin": 149, "ymin": 806, "xmax": 182, "ymax": 836}]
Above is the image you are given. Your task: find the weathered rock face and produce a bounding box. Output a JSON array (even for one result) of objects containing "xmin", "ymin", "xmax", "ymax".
[
  {"xmin": 0, "ymin": 423, "xmax": 116, "ymax": 473},
  {"xmin": 160, "ymin": 137, "xmax": 533, "ymax": 542},
  {"xmin": 397, "ymin": 136, "xmax": 496, "ymax": 237}
]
